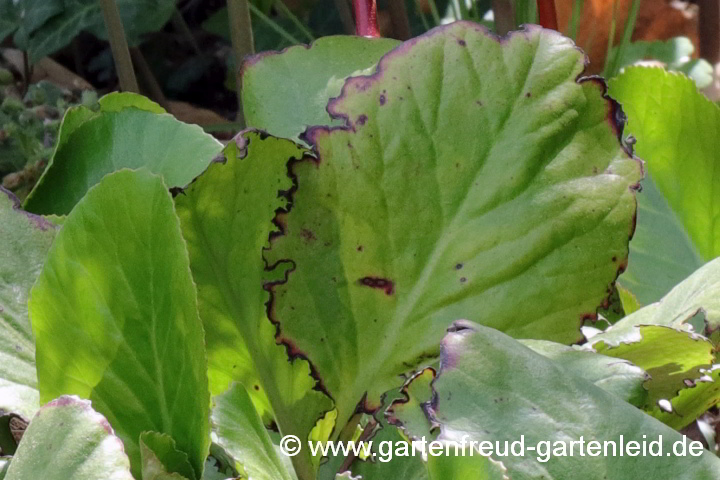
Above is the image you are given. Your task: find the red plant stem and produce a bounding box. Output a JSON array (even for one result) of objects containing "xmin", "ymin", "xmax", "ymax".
[
  {"xmin": 353, "ymin": 0, "xmax": 380, "ymax": 37},
  {"xmin": 537, "ymin": 0, "xmax": 558, "ymax": 30}
]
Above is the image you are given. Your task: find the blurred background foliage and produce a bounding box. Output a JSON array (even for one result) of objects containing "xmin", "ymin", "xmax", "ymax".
[{"xmin": 0, "ymin": 0, "xmax": 716, "ymax": 196}]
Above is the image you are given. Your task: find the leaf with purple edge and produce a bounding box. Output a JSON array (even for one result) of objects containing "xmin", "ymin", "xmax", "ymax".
[
  {"xmin": 0, "ymin": 188, "xmax": 55, "ymax": 419},
  {"xmin": 242, "ymin": 36, "xmax": 400, "ymax": 140},
  {"xmin": 5, "ymin": 396, "xmax": 134, "ymax": 480},
  {"xmin": 264, "ymin": 21, "xmax": 641, "ymax": 438},
  {"xmin": 175, "ymin": 131, "xmax": 333, "ymax": 480}
]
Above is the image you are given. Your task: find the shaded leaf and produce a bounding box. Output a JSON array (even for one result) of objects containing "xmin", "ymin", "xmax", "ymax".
[
  {"xmin": 0, "ymin": 188, "xmax": 55, "ymax": 419},
  {"xmin": 25, "ymin": 102, "xmax": 221, "ymax": 215},
  {"xmin": 211, "ymin": 383, "xmax": 296, "ymax": 480},
  {"xmin": 428, "ymin": 321, "xmax": 720, "ymax": 479},
  {"xmin": 522, "ymin": 340, "xmax": 649, "ymax": 406},
  {"xmin": 29, "ymin": 170, "xmax": 210, "ymax": 478},
  {"xmin": 5, "ymin": 396, "xmax": 133, "ymax": 480},
  {"xmin": 140, "ymin": 432, "xmax": 196, "ymax": 480}
]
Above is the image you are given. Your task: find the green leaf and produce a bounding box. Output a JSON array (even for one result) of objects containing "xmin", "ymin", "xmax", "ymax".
[
  {"xmin": 608, "ymin": 37, "xmax": 713, "ymax": 88},
  {"xmin": 426, "ymin": 448, "xmax": 507, "ymax": 480},
  {"xmin": 211, "ymin": 383, "xmax": 296, "ymax": 480},
  {"xmin": 242, "ymin": 36, "xmax": 400, "ymax": 139},
  {"xmin": 0, "ymin": 457, "xmax": 8, "ymax": 479},
  {"xmin": 427, "ymin": 321, "xmax": 720, "ymax": 479},
  {"xmin": 387, "ymin": 369, "xmax": 436, "ymax": 441},
  {"xmin": 98, "ymin": 91, "xmax": 166, "ymax": 114},
  {"xmin": 521, "ymin": 340, "xmax": 649, "ymax": 406},
  {"xmin": 140, "ymin": 432, "xmax": 196, "ymax": 480},
  {"xmin": 175, "ymin": 132, "xmax": 333, "ymax": 479},
  {"xmin": 588, "ymin": 258, "xmax": 720, "ymax": 347},
  {"xmin": 264, "ymin": 22, "xmax": 641, "ymax": 435},
  {"xmin": 591, "ymin": 326, "xmax": 714, "ymax": 407},
  {"xmin": 585, "ymin": 258, "xmax": 720, "ymax": 427},
  {"xmin": 51, "ymin": 92, "xmax": 165, "ymax": 160},
  {"xmin": 24, "ymin": 107, "xmax": 221, "ymax": 215},
  {"xmin": 609, "ymin": 67, "xmax": 720, "ymax": 304},
  {"xmin": 5, "ymin": 396, "xmax": 133, "ymax": 480},
  {"xmin": 0, "ymin": 188, "xmax": 55, "ymax": 419},
  {"xmin": 618, "ymin": 174, "xmax": 703, "ymax": 305},
  {"xmin": 651, "ymin": 366, "xmax": 720, "ymax": 430},
  {"xmin": 29, "ymin": 170, "xmax": 210, "ymax": 478}
]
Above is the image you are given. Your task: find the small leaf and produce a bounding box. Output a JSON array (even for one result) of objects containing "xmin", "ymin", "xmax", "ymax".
[
  {"xmin": 588, "ymin": 258, "xmax": 720, "ymax": 347},
  {"xmin": 242, "ymin": 36, "xmax": 400, "ymax": 139},
  {"xmin": 211, "ymin": 383, "xmax": 296, "ymax": 480},
  {"xmin": 387, "ymin": 369, "xmax": 437, "ymax": 441},
  {"xmin": 29, "ymin": 170, "xmax": 210, "ymax": 478},
  {"xmin": 24, "ymin": 103, "xmax": 221, "ymax": 215},
  {"xmin": 5, "ymin": 396, "xmax": 133, "ymax": 480},
  {"xmin": 140, "ymin": 432, "xmax": 195, "ymax": 480}
]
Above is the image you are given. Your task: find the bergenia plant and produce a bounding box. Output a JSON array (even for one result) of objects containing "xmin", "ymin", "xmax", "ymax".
[{"xmin": 1, "ymin": 4, "xmax": 719, "ymax": 480}]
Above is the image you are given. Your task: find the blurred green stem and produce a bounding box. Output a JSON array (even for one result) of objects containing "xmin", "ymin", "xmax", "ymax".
[
  {"xmin": 227, "ymin": 0, "xmax": 254, "ymax": 126},
  {"xmin": 492, "ymin": 0, "xmax": 515, "ymax": 35},
  {"xmin": 568, "ymin": 0, "xmax": 585, "ymax": 40},
  {"xmin": 99, "ymin": 0, "xmax": 139, "ymax": 93},
  {"xmin": 427, "ymin": 0, "xmax": 442, "ymax": 25},
  {"xmin": 604, "ymin": 0, "xmax": 641, "ymax": 78},
  {"xmin": 602, "ymin": 0, "xmax": 619, "ymax": 76}
]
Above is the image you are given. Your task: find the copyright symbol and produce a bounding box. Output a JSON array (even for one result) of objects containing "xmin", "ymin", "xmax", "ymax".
[{"xmin": 280, "ymin": 435, "xmax": 302, "ymax": 456}]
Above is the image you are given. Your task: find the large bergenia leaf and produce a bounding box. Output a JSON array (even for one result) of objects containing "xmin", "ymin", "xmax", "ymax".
[
  {"xmin": 242, "ymin": 36, "xmax": 400, "ymax": 139},
  {"xmin": 4, "ymin": 396, "xmax": 133, "ymax": 480},
  {"xmin": 609, "ymin": 67, "xmax": 720, "ymax": 305},
  {"xmin": 424, "ymin": 321, "xmax": 720, "ymax": 479},
  {"xmin": 264, "ymin": 22, "xmax": 642, "ymax": 433},
  {"xmin": 0, "ymin": 188, "xmax": 55, "ymax": 419},
  {"xmin": 24, "ymin": 96, "xmax": 221, "ymax": 215},
  {"xmin": 175, "ymin": 131, "xmax": 332, "ymax": 479},
  {"xmin": 28, "ymin": 170, "xmax": 210, "ymax": 478}
]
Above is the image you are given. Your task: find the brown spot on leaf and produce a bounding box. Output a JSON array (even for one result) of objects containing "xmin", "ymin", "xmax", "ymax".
[
  {"xmin": 358, "ymin": 276, "xmax": 395, "ymax": 295},
  {"xmin": 300, "ymin": 228, "xmax": 316, "ymax": 243}
]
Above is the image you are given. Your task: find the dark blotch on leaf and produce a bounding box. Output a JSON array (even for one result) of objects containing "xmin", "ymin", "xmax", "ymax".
[{"xmin": 358, "ymin": 276, "xmax": 395, "ymax": 295}]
